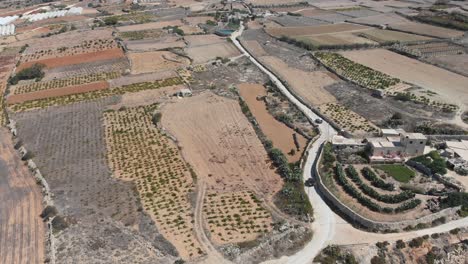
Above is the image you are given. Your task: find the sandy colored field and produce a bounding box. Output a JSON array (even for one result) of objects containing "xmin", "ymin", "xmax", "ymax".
[
  {"xmin": 126, "ymin": 38, "xmax": 186, "ymax": 51},
  {"xmin": 204, "ymin": 190, "xmax": 273, "ymax": 245},
  {"xmin": 260, "ymin": 56, "xmax": 337, "ymax": 106},
  {"xmin": 161, "ymin": 92, "xmax": 283, "ymax": 198},
  {"xmin": 0, "ymin": 128, "xmax": 45, "ymax": 264},
  {"xmin": 128, "ymin": 51, "xmax": 190, "ymax": 74},
  {"xmin": 115, "ymin": 84, "xmax": 184, "ymax": 108},
  {"xmin": 7, "ymin": 81, "xmax": 109, "ymax": 104},
  {"xmin": 340, "ymin": 49, "xmax": 468, "ymax": 107},
  {"xmin": 185, "ymin": 34, "xmax": 226, "ymax": 47},
  {"xmin": 265, "ymin": 23, "xmax": 370, "ymax": 37},
  {"xmin": 298, "ymin": 32, "xmax": 376, "ymax": 46},
  {"xmin": 186, "ymin": 42, "xmax": 240, "ymax": 64},
  {"xmin": 179, "ymin": 25, "xmax": 203, "ymax": 35},
  {"xmin": 103, "ymin": 105, "xmax": 202, "ymax": 260},
  {"xmin": 238, "ymin": 83, "xmax": 307, "ymax": 162},
  {"xmin": 359, "ymin": 29, "xmax": 432, "ymax": 43},
  {"xmin": 117, "ymin": 20, "xmax": 184, "ymax": 32},
  {"xmin": 389, "ymin": 22, "xmax": 464, "ymax": 39},
  {"xmin": 109, "ymin": 70, "xmax": 177, "ymax": 88},
  {"xmin": 318, "ymin": 103, "xmax": 378, "ymax": 136},
  {"xmin": 18, "ymin": 48, "xmax": 125, "ymax": 71},
  {"xmin": 246, "ymin": 0, "xmax": 304, "ymax": 6}
]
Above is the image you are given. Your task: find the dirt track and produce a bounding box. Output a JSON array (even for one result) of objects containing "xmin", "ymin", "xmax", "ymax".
[{"xmin": 0, "ymin": 128, "xmax": 45, "ymax": 264}]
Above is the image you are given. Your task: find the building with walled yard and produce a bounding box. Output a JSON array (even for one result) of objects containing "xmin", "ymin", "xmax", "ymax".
[{"xmin": 367, "ymin": 130, "xmax": 427, "ymax": 162}]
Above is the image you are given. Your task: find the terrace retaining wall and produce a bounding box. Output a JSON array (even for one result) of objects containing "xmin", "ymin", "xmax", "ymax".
[{"xmin": 314, "ymin": 143, "xmax": 461, "ymax": 231}]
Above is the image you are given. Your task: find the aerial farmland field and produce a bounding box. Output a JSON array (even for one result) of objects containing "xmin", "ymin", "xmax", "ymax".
[{"xmin": 339, "ymin": 49, "xmax": 468, "ymax": 108}]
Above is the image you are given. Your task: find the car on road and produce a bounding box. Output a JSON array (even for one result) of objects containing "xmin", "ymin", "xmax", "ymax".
[
  {"xmin": 305, "ymin": 178, "xmax": 315, "ymax": 187},
  {"xmin": 315, "ymin": 118, "xmax": 323, "ymax": 124}
]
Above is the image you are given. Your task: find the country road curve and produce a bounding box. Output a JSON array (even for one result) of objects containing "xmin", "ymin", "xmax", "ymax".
[
  {"xmin": 230, "ymin": 23, "xmax": 468, "ymax": 264},
  {"xmin": 231, "ymin": 24, "xmax": 340, "ymax": 264}
]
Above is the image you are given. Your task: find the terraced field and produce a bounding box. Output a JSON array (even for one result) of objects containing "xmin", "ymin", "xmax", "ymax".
[
  {"xmin": 318, "ymin": 103, "xmax": 378, "ymax": 136},
  {"xmin": 103, "ymin": 105, "xmax": 202, "ymax": 260},
  {"xmin": 9, "ymin": 77, "xmax": 183, "ymax": 112},
  {"xmin": 13, "ymin": 72, "xmax": 120, "ymax": 95}
]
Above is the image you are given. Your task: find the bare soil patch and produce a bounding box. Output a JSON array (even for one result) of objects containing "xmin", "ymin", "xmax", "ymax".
[
  {"xmin": 185, "ymin": 34, "xmax": 225, "ymax": 47},
  {"xmin": 128, "ymin": 51, "xmax": 190, "ymax": 74},
  {"xmin": 186, "ymin": 42, "xmax": 240, "ymax": 64},
  {"xmin": 0, "ymin": 128, "xmax": 45, "ymax": 264},
  {"xmin": 259, "ymin": 56, "xmax": 337, "ymax": 106},
  {"xmin": 109, "ymin": 71, "xmax": 177, "ymax": 88},
  {"xmin": 126, "ymin": 37, "xmax": 186, "ymax": 51},
  {"xmin": 359, "ymin": 29, "xmax": 432, "ymax": 43},
  {"xmin": 243, "ymin": 40, "xmax": 268, "ymax": 56},
  {"xmin": 161, "ymin": 92, "xmax": 283, "ymax": 198},
  {"xmin": 238, "ymin": 83, "xmax": 307, "ymax": 162},
  {"xmin": 18, "ymin": 48, "xmax": 125, "ymax": 71},
  {"xmin": 389, "ymin": 22, "xmax": 464, "ymax": 39}
]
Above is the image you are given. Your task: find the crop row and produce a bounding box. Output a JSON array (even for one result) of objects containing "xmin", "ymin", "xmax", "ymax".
[
  {"xmin": 14, "ymin": 72, "xmax": 120, "ymax": 94},
  {"xmin": 204, "ymin": 191, "xmax": 272, "ymax": 243},
  {"xmin": 104, "ymin": 104, "xmax": 202, "ymax": 259},
  {"xmin": 314, "ymin": 52, "xmax": 400, "ymax": 90},
  {"xmin": 361, "ymin": 167, "xmax": 395, "ymax": 191},
  {"xmin": 10, "ymin": 77, "xmax": 183, "ymax": 112},
  {"xmin": 319, "ymin": 103, "xmax": 377, "ymax": 134},
  {"xmin": 21, "ymin": 39, "xmax": 118, "ymax": 63},
  {"xmin": 335, "ymin": 164, "xmax": 421, "ymax": 214},
  {"xmin": 345, "ymin": 166, "xmax": 415, "ymax": 204}
]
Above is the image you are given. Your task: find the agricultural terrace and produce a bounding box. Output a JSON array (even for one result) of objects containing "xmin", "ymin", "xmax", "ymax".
[
  {"xmin": 314, "ymin": 52, "xmax": 401, "ymax": 90},
  {"xmin": 128, "ymin": 51, "xmax": 190, "ymax": 75},
  {"xmin": 12, "ymin": 71, "xmax": 120, "ymax": 94},
  {"xmin": 0, "ymin": 53, "xmax": 17, "ymax": 126},
  {"xmin": 373, "ymin": 165, "xmax": 415, "ymax": 183},
  {"xmin": 339, "ymin": 49, "xmax": 468, "ymax": 109},
  {"xmin": 119, "ymin": 29, "xmax": 164, "ymax": 40},
  {"xmin": 321, "ymin": 160, "xmax": 428, "ymax": 222},
  {"xmin": 357, "ymin": 29, "xmax": 432, "ymax": 44},
  {"xmin": 238, "ymin": 83, "xmax": 307, "ymax": 162},
  {"xmin": 204, "ymin": 191, "xmax": 273, "ymax": 244},
  {"xmin": 103, "ymin": 105, "xmax": 202, "ymax": 260},
  {"xmin": 17, "ymin": 48, "xmax": 126, "ymax": 71},
  {"xmin": 318, "ymin": 103, "xmax": 378, "ymax": 136},
  {"xmin": 9, "ymin": 77, "xmax": 183, "ymax": 112},
  {"xmin": 20, "ymin": 39, "xmax": 119, "ymax": 63}
]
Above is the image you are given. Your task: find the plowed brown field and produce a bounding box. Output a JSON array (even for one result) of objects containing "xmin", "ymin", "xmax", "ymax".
[
  {"xmin": 238, "ymin": 83, "xmax": 307, "ymax": 162},
  {"xmin": 17, "ymin": 48, "xmax": 125, "ymax": 71},
  {"xmin": 0, "ymin": 128, "xmax": 45, "ymax": 264}
]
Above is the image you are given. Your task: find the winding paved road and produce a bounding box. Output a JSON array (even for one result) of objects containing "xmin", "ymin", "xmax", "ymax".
[{"xmin": 230, "ymin": 24, "xmax": 468, "ymax": 264}]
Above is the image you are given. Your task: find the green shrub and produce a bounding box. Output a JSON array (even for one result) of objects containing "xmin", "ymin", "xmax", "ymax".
[{"xmin": 9, "ymin": 63, "xmax": 45, "ymax": 85}]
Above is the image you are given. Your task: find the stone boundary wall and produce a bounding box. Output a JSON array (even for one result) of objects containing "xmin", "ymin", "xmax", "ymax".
[
  {"xmin": 7, "ymin": 119, "xmax": 56, "ymax": 264},
  {"xmin": 428, "ymin": 135, "xmax": 468, "ymax": 141},
  {"xmin": 314, "ymin": 143, "xmax": 461, "ymax": 231}
]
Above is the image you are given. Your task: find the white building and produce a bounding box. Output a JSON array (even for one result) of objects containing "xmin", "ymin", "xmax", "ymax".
[{"xmin": 367, "ymin": 130, "xmax": 427, "ymax": 162}]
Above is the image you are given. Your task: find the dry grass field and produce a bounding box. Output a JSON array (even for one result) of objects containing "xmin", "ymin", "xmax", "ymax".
[
  {"xmin": 297, "ymin": 32, "xmax": 376, "ymax": 46},
  {"xmin": 389, "ymin": 22, "xmax": 464, "ymax": 39},
  {"xmin": 340, "ymin": 49, "xmax": 468, "ymax": 107},
  {"xmin": 238, "ymin": 83, "xmax": 307, "ymax": 162},
  {"xmin": 260, "ymin": 56, "xmax": 337, "ymax": 106},
  {"xmin": 0, "ymin": 128, "xmax": 45, "ymax": 264},
  {"xmin": 318, "ymin": 103, "xmax": 379, "ymax": 136},
  {"xmin": 17, "ymin": 48, "xmax": 126, "ymax": 71},
  {"xmin": 117, "ymin": 20, "xmax": 184, "ymax": 32},
  {"xmin": 104, "ymin": 105, "xmax": 202, "ymax": 260},
  {"xmin": 0, "ymin": 52, "xmax": 16, "ymax": 126},
  {"xmin": 126, "ymin": 37, "xmax": 186, "ymax": 51},
  {"xmin": 42, "ymin": 58, "xmax": 129, "ymax": 81},
  {"xmin": 243, "ymin": 40, "xmax": 268, "ymax": 56},
  {"xmin": 162, "ymin": 92, "xmax": 283, "ymax": 198},
  {"xmin": 265, "ymin": 23, "xmax": 370, "ymax": 37},
  {"xmin": 358, "ymin": 29, "xmax": 432, "ymax": 43},
  {"xmin": 204, "ymin": 190, "xmax": 273, "ymax": 244},
  {"xmin": 128, "ymin": 51, "xmax": 190, "ymax": 74}
]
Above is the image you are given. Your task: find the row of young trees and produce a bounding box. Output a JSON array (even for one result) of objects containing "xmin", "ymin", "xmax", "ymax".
[
  {"xmin": 335, "ymin": 164, "xmax": 421, "ymax": 214},
  {"xmin": 345, "ymin": 166, "xmax": 415, "ymax": 204},
  {"xmin": 361, "ymin": 167, "xmax": 395, "ymax": 191}
]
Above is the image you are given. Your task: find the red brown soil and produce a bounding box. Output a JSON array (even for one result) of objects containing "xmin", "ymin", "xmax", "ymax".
[
  {"xmin": 0, "ymin": 128, "xmax": 45, "ymax": 264},
  {"xmin": 238, "ymin": 83, "xmax": 307, "ymax": 162},
  {"xmin": 17, "ymin": 48, "xmax": 125, "ymax": 71},
  {"xmin": 7, "ymin": 81, "xmax": 109, "ymax": 104}
]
